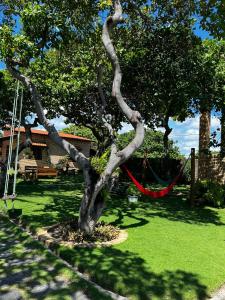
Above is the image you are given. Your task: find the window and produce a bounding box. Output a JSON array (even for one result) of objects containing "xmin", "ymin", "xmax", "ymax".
[{"xmin": 32, "ymin": 146, "xmax": 42, "ymax": 160}]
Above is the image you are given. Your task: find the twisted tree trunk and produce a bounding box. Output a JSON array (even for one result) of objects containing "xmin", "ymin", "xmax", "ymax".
[{"xmin": 7, "ymin": 0, "xmax": 145, "ymax": 234}]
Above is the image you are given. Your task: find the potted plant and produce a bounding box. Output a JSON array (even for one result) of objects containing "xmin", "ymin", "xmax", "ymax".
[{"xmin": 127, "ymin": 183, "xmax": 140, "ymax": 203}]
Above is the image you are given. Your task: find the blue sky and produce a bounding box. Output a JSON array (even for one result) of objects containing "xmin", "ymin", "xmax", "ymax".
[{"xmin": 0, "ymin": 11, "xmax": 216, "ymax": 156}]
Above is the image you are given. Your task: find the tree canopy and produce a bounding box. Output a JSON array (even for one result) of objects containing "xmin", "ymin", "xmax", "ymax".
[{"xmin": 117, "ymin": 129, "xmax": 182, "ymax": 159}]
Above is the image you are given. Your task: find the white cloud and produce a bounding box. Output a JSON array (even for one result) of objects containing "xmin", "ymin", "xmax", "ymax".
[
  {"xmin": 37, "ymin": 115, "xmax": 67, "ymax": 131},
  {"xmin": 167, "ymin": 115, "xmax": 221, "ymax": 155},
  {"xmin": 211, "ymin": 116, "xmax": 220, "ymax": 129}
]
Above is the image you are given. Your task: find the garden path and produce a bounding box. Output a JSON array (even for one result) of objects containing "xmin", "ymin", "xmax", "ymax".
[{"xmin": 0, "ymin": 217, "xmax": 115, "ymax": 300}]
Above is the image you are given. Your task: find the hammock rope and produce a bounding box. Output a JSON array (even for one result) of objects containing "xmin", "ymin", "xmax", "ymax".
[
  {"xmin": 145, "ymin": 159, "xmax": 172, "ymax": 186},
  {"xmin": 121, "ymin": 154, "xmax": 190, "ymax": 199}
]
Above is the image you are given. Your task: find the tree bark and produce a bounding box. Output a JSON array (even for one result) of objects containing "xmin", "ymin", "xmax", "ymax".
[
  {"xmin": 198, "ymin": 108, "xmax": 211, "ymax": 181},
  {"xmin": 199, "ymin": 109, "xmax": 211, "ymax": 155},
  {"xmin": 163, "ymin": 117, "xmax": 172, "ymax": 156}
]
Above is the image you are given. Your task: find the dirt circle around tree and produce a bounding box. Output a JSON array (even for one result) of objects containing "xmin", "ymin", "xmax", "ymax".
[{"xmin": 36, "ymin": 219, "xmax": 128, "ymax": 248}]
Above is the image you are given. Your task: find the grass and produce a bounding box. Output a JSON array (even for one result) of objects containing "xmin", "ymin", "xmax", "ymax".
[{"xmin": 1, "ymin": 176, "xmax": 225, "ymax": 299}]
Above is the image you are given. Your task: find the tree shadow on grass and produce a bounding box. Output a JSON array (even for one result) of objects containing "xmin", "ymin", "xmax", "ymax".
[
  {"xmin": 54, "ymin": 245, "xmax": 208, "ymax": 300},
  {"xmin": 17, "ymin": 182, "xmax": 225, "ymax": 232},
  {"xmin": 105, "ymin": 191, "xmax": 225, "ymax": 227}
]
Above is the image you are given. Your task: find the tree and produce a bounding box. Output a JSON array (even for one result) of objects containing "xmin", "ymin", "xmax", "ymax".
[
  {"xmin": 24, "ymin": 1, "xmax": 203, "ymax": 156},
  {"xmin": 61, "ymin": 125, "xmax": 96, "ymax": 141},
  {"xmin": 0, "ymin": 0, "xmax": 145, "ymax": 233},
  {"xmin": 28, "ymin": 46, "xmax": 123, "ymax": 155},
  {"xmin": 117, "ymin": 129, "xmax": 182, "ymax": 159},
  {"xmin": 195, "ymin": 40, "xmax": 225, "ymax": 157},
  {"xmin": 199, "ymin": 0, "xmax": 225, "ymax": 39},
  {"xmin": 116, "ymin": 1, "xmax": 201, "ymax": 153}
]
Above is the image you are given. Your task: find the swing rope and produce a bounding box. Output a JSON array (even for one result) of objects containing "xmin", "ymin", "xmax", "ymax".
[
  {"xmin": 121, "ymin": 154, "xmax": 190, "ymax": 199},
  {"xmin": 2, "ymin": 81, "xmax": 23, "ymax": 209},
  {"xmin": 11, "ymin": 88, "xmax": 23, "ymax": 206}
]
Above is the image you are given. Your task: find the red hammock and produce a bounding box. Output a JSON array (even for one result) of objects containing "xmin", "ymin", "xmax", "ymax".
[{"xmin": 121, "ymin": 163, "xmax": 185, "ymax": 199}]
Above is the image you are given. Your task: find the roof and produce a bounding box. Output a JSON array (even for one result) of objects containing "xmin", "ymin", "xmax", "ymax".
[
  {"xmin": 32, "ymin": 142, "xmax": 47, "ymax": 147},
  {"xmin": 3, "ymin": 128, "xmax": 91, "ymax": 142}
]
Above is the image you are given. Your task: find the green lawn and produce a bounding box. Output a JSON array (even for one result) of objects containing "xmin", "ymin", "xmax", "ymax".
[{"xmin": 1, "ymin": 176, "xmax": 225, "ymax": 299}]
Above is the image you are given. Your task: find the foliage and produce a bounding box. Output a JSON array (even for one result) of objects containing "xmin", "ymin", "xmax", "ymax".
[
  {"xmin": 61, "ymin": 125, "xmax": 96, "ymax": 141},
  {"xmin": 182, "ymin": 159, "xmax": 191, "ymax": 183},
  {"xmin": 48, "ymin": 219, "xmax": 119, "ymax": 243},
  {"xmin": 0, "ymin": 0, "xmax": 206, "ymax": 154},
  {"xmin": 116, "ymin": 2, "xmax": 202, "ymax": 151},
  {"xmin": 127, "ymin": 183, "xmax": 141, "ymax": 196},
  {"xmin": 194, "ymin": 179, "xmax": 225, "ymax": 208},
  {"xmin": 90, "ymin": 149, "xmax": 110, "ymax": 175},
  {"xmin": 199, "ymin": 0, "xmax": 225, "ymax": 39},
  {"xmin": 194, "ymin": 39, "xmax": 225, "ymax": 111},
  {"xmin": 23, "ymin": 147, "xmax": 34, "ymax": 159},
  {"xmin": 117, "ymin": 129, "xmax": 182, "ymax": 159},
  {"xmin": 55, "ymin": 155, "xmax": 70, "ymax": 171}
]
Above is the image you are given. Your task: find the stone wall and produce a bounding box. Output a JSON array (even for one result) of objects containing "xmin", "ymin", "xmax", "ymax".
[{"xmin": 198, "ymin": 155, "xmax": 225, "ymax": 184}]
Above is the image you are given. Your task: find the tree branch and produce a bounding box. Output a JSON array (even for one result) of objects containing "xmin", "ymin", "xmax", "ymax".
[
  {"xmin": 97, "ymin": 64, "xmax": 115, "ymax": 145},
  {"xmin": 6, "ymin": 63, "xmax": 91, "ymax": 172},
  {"xmin": 102, "ymin": 0, "xmax": 145, "ymax": 163}
]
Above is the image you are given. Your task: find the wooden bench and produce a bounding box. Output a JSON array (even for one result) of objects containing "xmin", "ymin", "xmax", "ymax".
[
  {"xmin": 37, "ymin": 167, "xmax": 58, "ymax": 178},
  {"xmin": 23, "ymin": 166, "xmax": 38, "ymax": 181}
]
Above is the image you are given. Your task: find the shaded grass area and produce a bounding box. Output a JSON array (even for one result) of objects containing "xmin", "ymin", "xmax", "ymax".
[
  {"xmin": 0, "ymin": 215, "xmax": 112, "ymax": 300},
  {"xmin": 1, "ymin": 177, "xmax": 225, "ymax": 299}
]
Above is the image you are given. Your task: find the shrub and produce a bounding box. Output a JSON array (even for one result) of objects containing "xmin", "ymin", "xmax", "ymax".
[
  {"xmin": 23, "ymin": 148, "xmax": 34, "ymax": 159},
  {"xmin": 127, "ymin": 183, "xmax": 141, "ymax": 196},
  {"xmin": 194, "ymin": 179, "xmax": 225, "ymax": 208},
  {"xmin": 91, "ymin": 149, "xmax": 110, "ymax": 175},
  {"xmin": 182, "ymin": 159, "xmax": 191, "ymax": 183},
  {"xmin": 55, "ymin": 155, "xmax": 70, "ymax": 171}
]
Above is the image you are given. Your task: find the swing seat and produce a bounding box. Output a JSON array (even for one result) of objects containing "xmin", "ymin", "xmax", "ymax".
[{"xmin": 8, "ymin": 208, "xmax": 22, "ymax": 219}]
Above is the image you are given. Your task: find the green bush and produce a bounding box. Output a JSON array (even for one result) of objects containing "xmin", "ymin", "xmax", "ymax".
[
  {"xmin": 127, "ymin": 183, "xmax": 141, "ymax": 196},
  {"xmin": 55, "ymin": 155, "xmax": 70, "ymax": 171},
  {"xmin": 194, "ymin": 179, "xmax": 225, "ymax": 208},
  {"xmin": 182, "ymin": 159, "xmax": 191, "ymax": 183},
  {"xmin": 91, "ymin": 149, "xmax": 110, "ymax": 175}
]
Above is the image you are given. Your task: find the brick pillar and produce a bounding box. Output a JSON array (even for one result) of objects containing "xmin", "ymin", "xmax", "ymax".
[{"xmin": 198, "ymin": 110, "xmax": 211, "ymax": 179}]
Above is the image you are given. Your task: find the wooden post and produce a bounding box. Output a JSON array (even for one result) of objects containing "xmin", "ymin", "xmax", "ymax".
[{"xmin": 190, "ymin": 148, "xmax": 195, "ymax": 207}]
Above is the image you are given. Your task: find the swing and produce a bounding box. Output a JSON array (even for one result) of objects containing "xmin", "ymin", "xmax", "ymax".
[
  {"xmin": 2, "ymin": 81, "xmax": 23, "ymax": 218},
  {"xmin": 121, "ymin": 154, "xmax": 190, "ymax": 199}
]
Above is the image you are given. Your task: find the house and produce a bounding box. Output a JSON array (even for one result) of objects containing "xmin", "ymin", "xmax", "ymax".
[{"xmin": 0, "ymin": 128, "xmax": 91, "ymax": 172}]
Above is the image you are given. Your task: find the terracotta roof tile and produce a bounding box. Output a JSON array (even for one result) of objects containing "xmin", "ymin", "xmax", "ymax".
[
  {"xmin": 12, "ymin": 128, "xmax": 91, "ymax": 142},
  {"xmin": 31, "ymin": 142, "xmax": 47, "ymax": 147}
]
